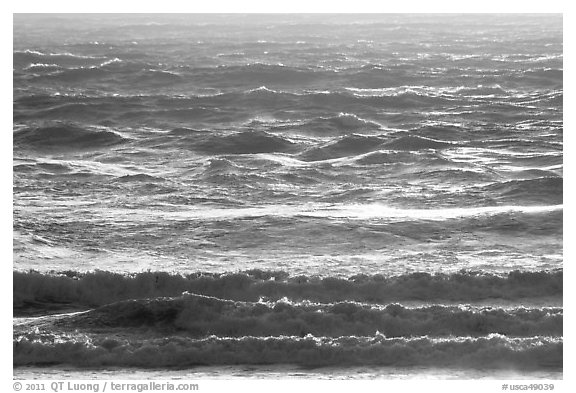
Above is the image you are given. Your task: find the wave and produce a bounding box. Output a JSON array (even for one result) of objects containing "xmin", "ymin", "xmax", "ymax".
[
  {"xmin": 113, "ymin": 174, "xmax": 166, "ymax": 183},
  {"xmin": 409, "ymin": 124, "xmax": 469, "ymax": 140},
  {"xmin": 381, "ymin": 135, "xmax": 457, "ymax": 151},
  {"xmin": 454, "ymin": 85, "xmax": 510, "ymax": 96},
  {"xmin": 198, "ymin": 63, "xmax": 327, "ymax": 86},
  {"xmin": 346, "ymin": 85, "xmax": 513, "ymax": 99},
  {"xmin": 13, "ymin": 333, "xmax": 562, "ymax": 369},
  {"xmin": 134, "ymin": 69, "xmax": 183, "ymax": 83},
  {"xmin": 33, "ymin": 67, "xmax": 111, "ymax": 83},
  {"xmin": 13, "ymin": 269, "xmax": 562, "ymax": 314},
  {"xmin": 13, "ymin": 102, "xmax": 138, "ymax": 124},
  {"xmin": 13, "ymin": 161, "xmax": 73, "ymax": 174},
  {"xmin": 26, "ymin": 61, "xmax": 185, "ymax": 87},
  {"xmin": 201, "ymin": 158, "xmax": 242, "ymax": 177},
  {"xmin": 58, "ymin": 293, "xmax": 562, "ymax": 338},
  {"xmin": 22, "ymin": 63, "xmax": 63, "ymax": 72},
  {"xmin": 408, "ymin": 168, "xmax": 497, "ymax": 184},
  {"xmin": 349, "ymin": 150, "xmax": 455, "ymax": 168},
  {"xmin": 299, "ymin": 134, "xmax": 386, "ymax": 161},
  {"xmin": 353, "ymin": 150, "xmax": 416, "ymax": 165},
  {"xmin": 13, "ymin": 50, "xmax": 107, "ymax": 68},
  {"xmin": 485, "ymin": 177, "xmax": 563, "ymax": 204},
  {"xmin": 182, "ymin": 130, "xmax": 298, "ymax": 155},
  {"xmin": 515, "ymin": 68, "xmax": 563, "ymax": 88},
  {"xmin": 284, "ymin": 113, "xmax": 384, "ymax": 136},
  {"xmin": 118, "ymin": 107, "xmax": 241, "ymax": 126},
  {"xmin": 13, "ymin": 124, "xmax": 128, "ymax": 150}
]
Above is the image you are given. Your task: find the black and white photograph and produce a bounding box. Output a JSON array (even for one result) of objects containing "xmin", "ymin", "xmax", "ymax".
[{"xmin": 10, "ymin": 4, "xmax": 564, "ymax": 383}]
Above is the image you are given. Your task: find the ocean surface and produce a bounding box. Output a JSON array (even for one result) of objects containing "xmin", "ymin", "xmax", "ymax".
[{"xmin": 13, "ymin": 14, "xmax": 563, "ymax": 379}]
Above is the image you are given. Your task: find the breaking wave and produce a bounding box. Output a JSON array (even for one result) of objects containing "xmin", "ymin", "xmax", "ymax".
[
  {"xmin": 13, "ymin": 333, "xmax": 562, "ymax": 369},
  {"xmin": 60, "ymin": 293, "xmax": 563, "ymax": 338},
  {"xmin": 14, "ymin": 269, "xmax": 563, "ymax": 314}
]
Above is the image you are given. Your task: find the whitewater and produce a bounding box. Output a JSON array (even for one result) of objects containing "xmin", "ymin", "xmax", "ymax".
[{"xmin": 13, "ymin": 14, "xmax": 562, "ymax": 379}]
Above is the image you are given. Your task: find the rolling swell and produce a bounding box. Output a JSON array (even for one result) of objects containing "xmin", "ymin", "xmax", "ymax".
[
  {"xmin": 193, "ymin": 63, "xmax": 327, "ymax": 87},
  {"xmin": 13, "ymin": 124, "xmax": 127, "ymax": 150},
  {"xmin": 284, "ymin": 113, "xmax": 384, "ymax": 136},
  {"xmin": 184, "ymin": 130, "xmax": 298, "ymax": 155},
  {"xmin": 299, "ymin": 134, "xmax": 386, "ymax": 161},
  {"xmin": 13, "ymin": 269, "xmax": 562, "ymax": 314},
  {"xmin": 484, "ymin": 178, "xmax": 563, "ymax": 204}
]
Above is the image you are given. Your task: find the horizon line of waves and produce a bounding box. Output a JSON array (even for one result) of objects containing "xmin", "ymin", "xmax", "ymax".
[
  {"xmin": 13, "ymin": 269, "xmax": 562, "ymax": 311},
  {"xmin": 49, "ymin": 293, "xmax": 563, "ymax": 338},
  {"xmin": 13, "ymin": 333, "xmax": 562, "ymax": 369},
  {"xmin": 13, "ymin": 123, "xmax": 130, "ymax": 151}
]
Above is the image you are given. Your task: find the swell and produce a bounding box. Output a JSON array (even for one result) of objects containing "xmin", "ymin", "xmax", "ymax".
[
  {"xmin": 173, "ymin": 130, "xmax": 299, "ymax": 155},
  {"xmin": 299, "ymin": 134, "xmax": 386, "ymax": 161},
  {"xmin": 274, "ymin": 113, "xmax": 384, "ymax": 136},
  {"xmin": 13, "ymin": 269, "xmax": 563, "ymax": 314},
  {"xmin": 483, "ymin": 178, "xmax": 563, "ymax": 204},
  {"xmin": 60, "ymin": 293, "xmax": 563, "ymax": 337},
  {"xmin": 380, "ymin": 135, "xmax": 456, "ymax": 151},
  {"xmin": 298, "ymin": 133, "xmax": 457, "ymax": 162},
  {"xmin": 13, "ymin": 124, "xmax": 127, "ymax": 151},
  {"xmin": 512, "ymin": 68, "xmax": 563, "ymax": 89},
  {"xmin": 187, "ymin": 63, "xmax": 328, "ymax": 87},
  {"xmin": 13, "ymin": 333, "xmax": 562, "ymax": 369}
]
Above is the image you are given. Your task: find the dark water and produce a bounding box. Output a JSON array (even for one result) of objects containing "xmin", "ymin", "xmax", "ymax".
[{"xmin": 13, "ymin": 14, "xmax": 562, "ymax": 376}]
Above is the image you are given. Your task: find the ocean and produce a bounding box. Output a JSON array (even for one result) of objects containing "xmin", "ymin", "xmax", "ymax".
[{"xmin": 12, "ymin": 13, "xmax": 563, "ymax": 379}]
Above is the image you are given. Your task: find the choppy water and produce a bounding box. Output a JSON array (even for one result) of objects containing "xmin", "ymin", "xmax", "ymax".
[{"xmin": 13, "ymin": 14, "xmax": 562, "ymax": 377}]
